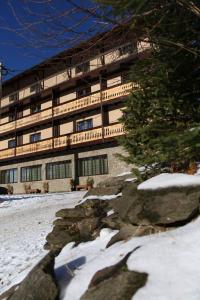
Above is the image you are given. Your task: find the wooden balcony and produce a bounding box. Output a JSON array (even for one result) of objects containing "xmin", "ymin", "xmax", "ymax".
[
  {"xmin": 16, "ymin": 109, "xmax": 52, "ymax": 128},
  {"xmin": 16, "ymin": 139, "xmax": 53, "ymax": 156},
  {"xmin": 0, "ymin": 148, "xmax": 15, "ymax": 159},
  {"xmin": 0, "ymin": 83, "xmax": 134, "ymax": 135},
  {"xmin": 54, "ymin": 82, "xmax": 134, "ymax": 117},
  {"xmin": 0, "ymin": 123, "xmax": 124, "ymax": 160},
  {"xmin": 0, "ymin": 121, "xmax": 16, "ymax": 134}
]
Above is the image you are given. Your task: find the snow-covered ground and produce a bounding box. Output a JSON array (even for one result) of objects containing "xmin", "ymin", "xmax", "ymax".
[
  {"xmin": 1, "ymin": 173, "xmax": 200, "ymax": 299},
  {"xmin": 0, "ymin": 191, "xmax": 85, "ymax": 294}
]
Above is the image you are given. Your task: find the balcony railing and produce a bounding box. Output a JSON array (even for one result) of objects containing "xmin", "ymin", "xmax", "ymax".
[
  {"xmin": 1, "ymin": 42, "xmax": 143, "ymax": 108},
  {"xmin": 0, "ymin": 123, "xmax": 124, "ymax": 160},
  {"xmin": 0, "ymin": 82, "xmax": 134, "ymax": 135},
  {"xmin": 54, "ymin": 82, "xmax": 134, "ymax": 117}
]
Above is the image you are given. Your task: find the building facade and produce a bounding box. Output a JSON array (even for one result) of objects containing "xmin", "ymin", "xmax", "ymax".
[{"xmin": 0, "ymin": 26, "xmax": 149, "ymax": 193}]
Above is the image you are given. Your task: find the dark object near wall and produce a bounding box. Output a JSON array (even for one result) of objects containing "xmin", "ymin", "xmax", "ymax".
[{"xmin": 0, "ymin": 186, "xmax": 8, "ymax": 194}]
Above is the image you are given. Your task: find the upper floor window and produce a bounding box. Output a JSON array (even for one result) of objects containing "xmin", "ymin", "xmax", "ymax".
[
  {"xmin": 76, "ymin": 86, "xmax": 91, "ymax": 98},
  {"xmin": 9, "ymin": 113, "xmax": 15, "ymax": 122},
  {"xmin": 30, "ymin": 83, "xmax": 43, "ymax": 94},
  {"xmin": 8, "ymin": 139, "xmax": 16, "ymax": 149},
  {"xmin": 30, "ymin": 133, "xmax": 41, "ymax": 143},
  {"xmin": 9, "ymin": 92, "xmax": 19, "ymax": 103},
  {"xmin": 119, "ymin": 43, "xmax": 134, "ymax": 56},
  {"xmin": 75, "ymin": 61, "xmax": 90, "ymax": 74},
  {"xmin": 76, "ymin": 119, "xmax": 93, "ymax": 132},
  {"xmin": 30, "ymin": 103, "xmax": 41, "ymax": 114}
]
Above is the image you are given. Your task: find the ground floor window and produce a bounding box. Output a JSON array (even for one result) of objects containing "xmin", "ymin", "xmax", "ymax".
[
  {"xmin": 78, "ymin": 155, "xmax": 108, "ymax": 176},
  {"xmin": 46, "ymin": 160, "xmax": 72, "ymax": 180},
  {"xmin": 0, "ymin": 168, "xmax": 18, "ymax": 184},
  {"xmin": 21, "ymin": 165, "xmax": 42, "ymax": 182}
]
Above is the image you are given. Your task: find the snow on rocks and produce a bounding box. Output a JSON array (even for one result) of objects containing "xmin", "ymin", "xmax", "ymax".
[
  {"xmin": 138, "ymin": 173, "xmax": 200, "ymax": 190},
  {"xmin": 0, "ymin": 191, "xmax": 85, "ymax": 294},
  {"xmin": 55, "ymin": 217, "xmax": 200, "ymax": 300}
]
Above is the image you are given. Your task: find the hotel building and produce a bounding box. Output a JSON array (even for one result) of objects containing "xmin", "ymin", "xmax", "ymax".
[{"xmin": 0, "ymin": 26, "xmax": 149, "ymax": 193}]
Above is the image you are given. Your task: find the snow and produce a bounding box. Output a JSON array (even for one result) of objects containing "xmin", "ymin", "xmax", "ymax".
[
  {"xmin": 82, "ymin": 193, "xmax": 122, "ymax": 202},
  {"xmin": 2, "ymin": 189, "xmax": 200, "ymax": 300},
  {"xmin": 56, "ymin": 218, "xmax": 200, "ymax": 300},
  {"xmin": 0, "ymin": 191, "xmax": 85, "ymax": 294},
  {"xmin": 138, "ymin": 173, "xmax": 200, "ymax": 190},
  {"xmin": 117, "ymin": 171, "xmax": 132, "ymax": 177}
]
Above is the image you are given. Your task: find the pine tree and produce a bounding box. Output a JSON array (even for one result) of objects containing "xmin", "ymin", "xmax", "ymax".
[{"xmin": 99, "ymin": 0, "xmax": 200, "ymax": 175}]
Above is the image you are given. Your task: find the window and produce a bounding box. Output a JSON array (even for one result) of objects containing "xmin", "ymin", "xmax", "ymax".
[
  {"xmin": 76, "ymin": 119, "xmax": 93, "ymax": 132},
  {"xmin": 8, "ymin": 139, "xmax": 16, "ymax": 148},
  {"xmin": 76, "ymin": 86, "xmax": 91, "ymax": 98},
  {"xmin": 30, "ymin": 83, "xmax": 43, "ymax": 94},
  {"xmin": 30, "ymin": 103, "xmax": 41, "ymax": 114},
  {"xmin": 75, "ymin": 61, "xmax": 90, "ymax": 74},
  {"xmin": 46, "ymin": 161, "xmax": 72, "ymax": 180},
  {"xmin": 9, "ymin": 92, "xmax": 19, "ymax": 102},
  {"xmin": 119, "ymin": 43, "xmax": 133, "ymax": 56},
  {"xmin": 21, "ymin": 165, "xmax": 42, "ymax": 182},
  {"xmin": 30, "ymin": 133, "xmax": 41, "ymax": 143},
  {"xmin": 78, "ymin": 155, "xmax": 108, "ymax": 176},
  {"xmin": 9, "ymin": 113, "xmax": 15, "ymax": 122},
  {"xmin": 0, "ymin": 168, "xmax": 18, "ymax": 184}
]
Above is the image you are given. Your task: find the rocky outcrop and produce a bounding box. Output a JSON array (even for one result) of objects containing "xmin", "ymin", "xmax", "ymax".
[
  {"xmin": 116, "ymin": 184, "xmax": 200, "ymax": 226},
  {"xmin": 81, "ymin": 249, "xmax": 148, "ymax": 300},
  {"xmin": 45, "ymin": 199, "xmax": 111, "ymax": 254},
  {"xmin": 8, "ymin": 253, "xmax": 58, "ymax": 300}
]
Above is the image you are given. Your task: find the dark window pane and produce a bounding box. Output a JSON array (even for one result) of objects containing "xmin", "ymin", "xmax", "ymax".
[
  {"xmin": 78, "ymin": 155, "xmax": 108, "ymax": 176},
  {"xmin": 0, "ymin": 168, "xmax": 18, "ymax": 184},
  {"xmin": 30, "ymin": 133, "xmax": 41, "ymax": 143},
  {"xmin": 8, "ymin": 139, "xmax": 16, "ymax": 148},
  {"xmin": 76, "ymin": 119, "xmax": 93, "ymax": 132},
  {"xmin": 21, "ymin": 165, "xmax": 42, "ymax": 182},
  {"xmin": 46, "ymin": 161, "xmax": 72, "ymax": 180}
]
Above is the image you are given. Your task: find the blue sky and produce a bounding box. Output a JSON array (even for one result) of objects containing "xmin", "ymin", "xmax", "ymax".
[{"xmin": 0, "ymin": 0, "xmax": 111, "ymax": 80}]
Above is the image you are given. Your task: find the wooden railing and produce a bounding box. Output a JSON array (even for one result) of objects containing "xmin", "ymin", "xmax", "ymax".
[
  {"xmin": 0, "ymin": 82, "xmax": 134, "ymax": 135},
  {"xmin": 54, "ymin": 82, "xmax": 134, "ymax": 117},
  {"xmin": 0, "ymin": 123, "xmax": 124, "ymax": 160},
  {"xmin": 17, "ymin": 109, "xmax": 52, "ymax": 128},
  {"xmin": 0, "ymin": 148, "xmax": 15, "ymax": 160},
  {"xmin": 16, "ymin": 139, "xmax": 53, "ymax": 156}
]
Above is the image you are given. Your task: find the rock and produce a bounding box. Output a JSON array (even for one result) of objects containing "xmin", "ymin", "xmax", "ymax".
[
  {"xmin": 97, "ymin": 175, "xmax": 133, "ymax": 190},
  {"xmin": 0, "ymin": 284, "xmax": 19, "ymax": 300},
  {"xmin": 128, "ymin": 186, "xmax": 200, "ymax": 225},
  {"xmin": 81, "ymin": 248, "xmax": 147, "ymax": 300},
  {"xmin": 106, "ymin": 224, "xmax": 138, "ymax": 248},
  {"xmin": 8, "ymin": 253, "xmax": 58, "ymax": 300},
  {"xmin": 106, "ymin": 224, "xmax": 167, "ymax": 248},
  {"xmin": 56, "ymin": 207, "xmax": 85, "ymax": 219},
  {"xmin": 84, "ymin": 186, "xmax": 121, "ymax": 199}
]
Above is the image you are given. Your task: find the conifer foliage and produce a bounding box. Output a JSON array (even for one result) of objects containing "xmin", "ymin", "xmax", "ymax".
[{"xmin": 100, "ymin": 0, "xmax": 200, "ymax": 172}]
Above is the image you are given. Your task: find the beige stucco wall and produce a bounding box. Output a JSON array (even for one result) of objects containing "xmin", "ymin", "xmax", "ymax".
[
  {"xmin": 41, "ymin": 100, "xmax": 52, "ymax": 110},
  {"xmin": 107, "ymin": 76, "xmax": 121, "ymax": 87},
  {"xmin": 109, "ymin": 108, "xmax": 123, "ymax": 123},
  {"xmin": 60, "ymin": 122, "xmax": 73, "ymax": 135},
  {"xmin": 91, "ymin": 83, "xmax": 100, "ymax": 93},
  {"xmin": 0, "ymin": 139, "xmax": 9, "ymax": 150},
  {"xmin": 60, "ymin": 92, "xmax": 76, "ymax": 104},
  {"xmin": 23, "ymin": 127, "xmax": 52, "ymax": 144},
  {"xmin": 0, "ymin": 116, "xmax": 9, "ymax": 125}
]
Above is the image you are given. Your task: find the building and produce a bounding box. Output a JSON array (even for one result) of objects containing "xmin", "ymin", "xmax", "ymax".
[{"xmin": 0, "ymin": 25, "xmax": 149, "ymax": 193}]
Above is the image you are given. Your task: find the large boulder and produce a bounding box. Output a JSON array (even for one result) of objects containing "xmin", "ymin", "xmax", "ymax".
[
  {"xmin": 116, "ymin": 183, "xmax": 200, "ymax": 226},
  {"xmin": 8, "ymin": 253, "xmax": 58, "ymax": 300}
]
